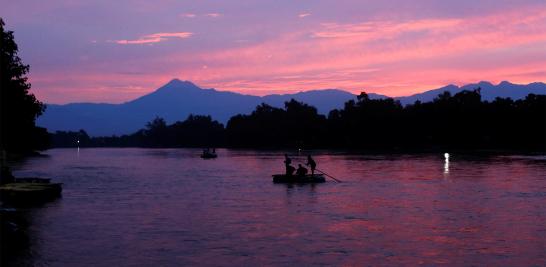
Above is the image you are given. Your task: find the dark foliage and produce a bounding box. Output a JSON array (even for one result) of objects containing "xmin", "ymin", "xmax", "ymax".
[
  {"xmin": 49, "ymin": 91, "xmax": 546, "ymax": 152},
  {"xmin": 327, "ymin": 93, "xmax": 404, "ymax": 148},
  {"xmin": 51, "ymin": 115, "xmax": 224, "ymax": 148},
  {"xmin": 0, "ymin": 18, "xmax": 47, "ymax": 153},
  {"xmin": 326, "ymin": 89, "xmax": 545, "ymax": 151},
  {"xmin": 49, "ymin": 130, "xmax": 91, "ymax": 148},
  {"xmin": 226, "ymin": 100, "xmax": 327, "ymax": 148},
  {"xmin": 142, "ymin": 115, "xmax": 225, "ymax": 147}
]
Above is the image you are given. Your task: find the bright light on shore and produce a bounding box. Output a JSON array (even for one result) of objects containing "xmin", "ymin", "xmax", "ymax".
[{"xmin": 444, "ymin": 153, "xmax": 450, "ymax": 160}]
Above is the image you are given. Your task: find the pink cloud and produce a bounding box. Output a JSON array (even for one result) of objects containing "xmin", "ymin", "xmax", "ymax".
[
  {"xmin": 180, "ymin": 13, "xmax": 196, "ymax": 18},
  {"xmin": 174, "ymin": 7, "xmax": 546, "ymax": 96},
  {"xmin": 299, "ymin": 13, "xmax": 311, "ymax": 18},
  {"xmin": 114, "ymin": 32, "xmax": 193, "ymax": 45},
  {"xmin": 206, "ymin": 13, "xmax": 221, "ymax": 18},
  {"xmin": 25, "ymin": 4, "xmax": 546, "ymax": 103},
  {"xmin": 312, "ymin": 18, "xmax": 462, "ymax": 39}
]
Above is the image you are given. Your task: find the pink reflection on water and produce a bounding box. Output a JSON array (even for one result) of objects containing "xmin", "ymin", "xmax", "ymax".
[{"xmin": 9, "ymin": 149, "xmax": 546, "ymax": 266}]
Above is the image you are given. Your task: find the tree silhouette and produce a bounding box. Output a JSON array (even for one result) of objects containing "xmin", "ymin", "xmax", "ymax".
[
  {"xmin": 47, "ymin": 89, "xmax": 545, "ymax": 151},
  {"xmin": 226, "ymin": 99, "xmax": 327, "ymax": 148},
  {"xmin": 51, "ymin": 115, "xmax": 226, "ymax": 148},
  {"xmin": 167, "ymin": 115, "xmax": 224, "ymax": 147},
  {"xmin": 49, "ymin": 129, "xmax": 91, "ymax": 147},
  {"xmin": 0, "ymin": 18, "xmax": 47, "ymax": 153}
]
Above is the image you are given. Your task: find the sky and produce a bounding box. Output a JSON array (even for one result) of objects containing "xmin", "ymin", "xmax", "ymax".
[{"xmin": 1, "ymin": 0, "xmax": 546, "ymax": 104}]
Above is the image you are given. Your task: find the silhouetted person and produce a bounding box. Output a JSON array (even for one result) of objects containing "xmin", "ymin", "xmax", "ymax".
[
  {"xmin": 306, "ymin": 155, "xmax": 316, "ymax": 175},
  {"xmin": 284, "ymin": 154, "xmax": 293, "ymax": 175},
  {"xmin": 212, "ymin": 148, "xmax": 216, "ymax": 154},
  {"xmin": 287, "ymin": 165, "xmax": 295, "ymax": 176},
  {"xmin": 296, "ymin": 164, "xmax": 308, "ymax": 176}
]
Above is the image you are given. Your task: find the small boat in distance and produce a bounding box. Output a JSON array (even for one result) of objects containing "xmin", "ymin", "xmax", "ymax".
[
  {"xmin": 200, "ymin": 152, "xmax": 217, "ymax": 159},
  {"xmin": 272, "ymin": 174, "xmax": 326, "ymax": 184},
  {"xmin": 200, "ymin": 148, "xmax": 217, "ymax": 159}
]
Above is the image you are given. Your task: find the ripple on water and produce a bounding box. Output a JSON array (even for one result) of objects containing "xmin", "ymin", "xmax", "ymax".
[{"xmin": 4, "ymin": 148, "xmax": 546, "ymax": 266}]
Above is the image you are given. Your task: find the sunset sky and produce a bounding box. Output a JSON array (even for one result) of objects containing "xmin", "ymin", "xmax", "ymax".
[{"xmin": 2, "ymin": 0, "xmax": 546, "ymax": 103}]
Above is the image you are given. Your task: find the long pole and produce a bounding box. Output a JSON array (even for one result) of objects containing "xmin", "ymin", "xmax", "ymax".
[
  {"xmin": 289, "ymin": 154, "xmax": 342, "ymax": 183},
  {"xmin": 315, "ymin": 168, "xmax": 342, "ymax": 183}
]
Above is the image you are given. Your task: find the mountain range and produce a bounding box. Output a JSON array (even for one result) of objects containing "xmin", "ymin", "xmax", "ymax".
[{"xmin": 37, "ymin": 79, "xmax": 546, "ymax": 136}]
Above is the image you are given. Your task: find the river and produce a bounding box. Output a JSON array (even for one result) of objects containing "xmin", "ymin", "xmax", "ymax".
[{"xmin": 3, "ymin": 148, "xmax": 545, "ymax": 266}]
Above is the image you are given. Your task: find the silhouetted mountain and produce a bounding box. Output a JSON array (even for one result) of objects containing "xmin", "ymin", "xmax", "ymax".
[
  {"xmin": 396, "ymin": 81, "xmax": 546, "ymax": 105},
  {"xmin": 38, "ymin": 79, "xmax": 360, "ymax": 136},
  {"xmin": 37, "ymin": 79, "xmax": 545, "ymax": 136}
]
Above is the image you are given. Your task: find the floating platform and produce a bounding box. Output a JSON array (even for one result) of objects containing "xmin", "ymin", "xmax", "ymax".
[
  {"xmin": 272, "ymin": 174, "xmax": 326, "ymax": 184},
  {"xmin": 14, "ymin": 177, "xmax": 51, "ymax": 183},
  {"xmin": 0, "ymin": 178, "xmax": 62, "ymax": 203}
]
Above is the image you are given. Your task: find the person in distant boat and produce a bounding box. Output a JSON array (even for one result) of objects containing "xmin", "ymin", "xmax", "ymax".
[
  {"xmin": 284, "ymin": 154, "xmax": 295, "ymax": 176},
  {"xmin": 212, "ymin": 148, "xmax": 216, "ymax": 154},
  {"xmin": 296, "ymin": 164, "xmax": 308, "ymax": 176},
  {"xmin": 306, "ymin": 155, "xmax": 316, "ymax": 175}
]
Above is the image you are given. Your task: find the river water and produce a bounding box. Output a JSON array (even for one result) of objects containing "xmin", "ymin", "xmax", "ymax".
[{"xmin": 3, "ymin": 148, "xmax": 545, "ymax": 266}]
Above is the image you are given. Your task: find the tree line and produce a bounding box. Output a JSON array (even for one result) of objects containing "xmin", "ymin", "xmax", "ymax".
[{"xmin": 50, "ymin": 89, "xmax": 546, "ymax": 152}]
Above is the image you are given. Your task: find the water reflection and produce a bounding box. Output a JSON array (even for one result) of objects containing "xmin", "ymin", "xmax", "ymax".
[
  {"xmin": 444, "ymin": 153, "xmax": 450, "ymax": 175},
  {"xmin": 6, "ymin": 148, "xmax": 546, "ymax": 266}
]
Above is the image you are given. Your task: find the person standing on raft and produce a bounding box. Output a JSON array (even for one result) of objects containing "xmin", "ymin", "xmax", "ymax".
[
  {"xmin": 306, "ymin": 155, "xmax": 317, "ymax": 175},
  {"xmin": 284, "ymin": 154, "xmax": 295, "ymax": 176}
]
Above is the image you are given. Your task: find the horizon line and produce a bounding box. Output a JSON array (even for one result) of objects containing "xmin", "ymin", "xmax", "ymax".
[{"xmin": 41, "ymin": 79, "xmax": 546, "ymax": 105}]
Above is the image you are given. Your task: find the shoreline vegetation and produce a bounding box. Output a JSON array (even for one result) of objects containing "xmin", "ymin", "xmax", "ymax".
[{"xmin": 50, "ymin": 90, "xmax": 546, "ymax": 153}]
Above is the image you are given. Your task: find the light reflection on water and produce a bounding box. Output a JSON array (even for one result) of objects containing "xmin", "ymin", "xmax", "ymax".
[
  {"xmin": 444, "ymin": 156, "xmax": 450, "ymax": 175},
  {"xmin": 5, "ymin": 148, "xmax": 546, "ymax": 266}
]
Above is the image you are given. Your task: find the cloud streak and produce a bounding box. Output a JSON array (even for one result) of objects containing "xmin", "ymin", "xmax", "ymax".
[
  {"xmin": 180, "ymin": 13, "xmax": 196, "ymax": 18},
  {"xmin": 312, "ymin": 18, "xmax": 462, "ymax": 39},
  {"xmin": 114, "ymin": 32, "xmax": 193, "ymax": 45}
]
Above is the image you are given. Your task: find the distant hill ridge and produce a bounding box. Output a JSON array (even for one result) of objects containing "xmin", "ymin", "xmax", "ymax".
[
  {"xmin": 37, "ymin": 79, "xmax": 546, "ymax": 136},
  {"xmin": 396, "ymin": 81, "xmax": 546, "ymax": 105}
]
